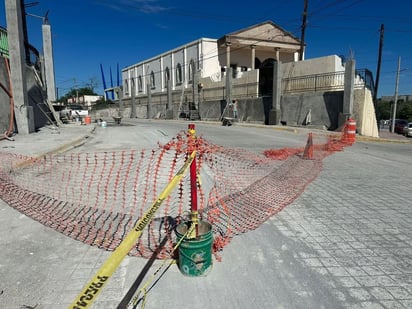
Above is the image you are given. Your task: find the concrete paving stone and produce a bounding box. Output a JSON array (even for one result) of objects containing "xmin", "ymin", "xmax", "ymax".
[
  {"xmin": 390, "ymin": 274, "xmax": 412, "ymax": 285},
  {"xmin": 379, "ymin": 300, "xmax": 407, "ymax": 309},
  {"xmin": 345, "ymin": 267, "xmax": 369, "ymax": 277},
  {"xmin": 400, "ymin": 300, "xmax": 412, "ymax": 308},
  {"xmin": 337, "ymin": 276, "xmax": 362, "ymax": 288},
  {"xmin": 353, "ymin": 257, "xmax": 374, "ymax": 266},
  {"xmin": 354, "ymin": 276, "xmax": 393, "ymax": 287},
  {"xmin": 369, "ymin": 286, "xmax": 395, "ymax": 300},
  {"xmin": 378, "ymin": 264, "xmax": 404, "ymax": 275},
  {"xmin": 327, "ymin": 266, "xmax": 351, "ymax": 277},
  {"xmin": 361, "ymin": 302, "xmax": 386, "ymax": 308},
  {"xmin": 349, "ymin": 242, "xmax": 367, "ymax": 249},
  {"xmin": 347, "ymin": 287, "xmax": 373, "ymax": 301},
  {"xmin": 386, "ymin": 286, "xmax": 412, "ymax": 299},
  {"xmin": 403, "ymin": 284, "xmax": 412, "ymax": 293},
  {"xmin": 361, "ymin": 265, "xmax": 386, "ymax": 276},
  {"xmin": 320, "ymin": 257, "xmax": 341, "ymax": 267}
]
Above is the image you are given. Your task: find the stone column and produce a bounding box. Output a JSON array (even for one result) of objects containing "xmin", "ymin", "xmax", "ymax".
[
  {"xmin": 225, "ymin": 42, "xmax": 231, "ymax": 71},
  {"xmin": 251, "ymin": 45, "xmax": 256, "ymax": 70},
  {"xmin": 275, "ymin": 48, "xmax": 280, "ymax": 62}
]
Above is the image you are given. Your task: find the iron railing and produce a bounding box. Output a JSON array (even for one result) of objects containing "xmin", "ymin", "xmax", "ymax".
[{"xmin": 282, "ymin": 68, "xmax": 375, "ymax": 96}]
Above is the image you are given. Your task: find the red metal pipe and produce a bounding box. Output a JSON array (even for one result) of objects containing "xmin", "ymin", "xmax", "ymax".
[{"xmin": 188, "ymin": 124, "xmax": 199, "ymax": 237}]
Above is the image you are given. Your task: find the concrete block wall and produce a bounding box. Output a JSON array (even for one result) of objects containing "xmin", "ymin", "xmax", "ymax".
[{"xmin": 281, "ymin": 91, "xmax": 343, "ymax": 130}]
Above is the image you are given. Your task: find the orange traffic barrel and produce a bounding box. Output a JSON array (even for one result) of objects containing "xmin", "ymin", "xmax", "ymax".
[
  {"xmin": 84, "ymin": 116, "xmax": 92, "ymax": 125},
  {"xmin": 344, "ymin": 118, "xmax": 356, "ymax": 144}
]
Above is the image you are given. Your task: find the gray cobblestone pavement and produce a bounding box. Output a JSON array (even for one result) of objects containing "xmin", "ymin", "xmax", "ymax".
[{"xmin": 0, "ymin": 119, "xmax": 411, "ymax": 309}]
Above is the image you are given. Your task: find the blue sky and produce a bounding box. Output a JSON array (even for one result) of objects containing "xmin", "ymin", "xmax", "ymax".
[{"xmin": 1, "ymin": 0, "xmax": 412, "ymax": 98}]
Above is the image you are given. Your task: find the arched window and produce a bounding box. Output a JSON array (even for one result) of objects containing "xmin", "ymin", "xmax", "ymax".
[
  {"xmin": 150, "ymin": 71, "xmax": 155, "ymax": 88},
  {"xmin": 138, "ymin": 76, "xmax": 143, "ymax": 92},
  {"xmin": 131, "ymin": 77, "xmax": 136, "ymax": 95},
  {"xmin": 188, "ymin": 60, "xmax": 195, "ymax": 84},
  {"xmin": 165, "ymin": 67, "xmax": 170, "ymax": 86},
  {"xmin": 176, "ymin": 63, "xmax": 183, "ymax": 85},
  {"xmin": 124, "ymin": 78, "xmax": 129, "ymax": 94}
]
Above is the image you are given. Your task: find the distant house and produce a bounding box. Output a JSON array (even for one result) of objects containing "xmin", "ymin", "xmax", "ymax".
[{"xmin": 67, "ymin": 95, "xmax": 103, "ymax": 107}]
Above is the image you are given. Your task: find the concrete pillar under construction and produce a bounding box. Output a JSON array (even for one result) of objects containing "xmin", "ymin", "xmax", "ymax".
[
  {"xmin": 42, "ymin": 21, "xmax": 56, "ymax": 102},
  {"xmin": 5, "ymin": 0, "xmax": 34, "ymax": 134}
]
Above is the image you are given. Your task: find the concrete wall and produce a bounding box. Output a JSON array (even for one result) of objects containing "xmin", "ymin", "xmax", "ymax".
[
  {"xmin": 281, "ymin": 92, "xmax": 343, "ymax": 129},
  {"xmin": 282, "ymin": 55, "xmax": 345, "ymax": 77},
  {"xmin": 201, "ymin": 40, "xmax": 220, "ymax": 77},
  {"xmin": 91, "ymin": 97, "xmax": 266, "ymax": 124},
  {"xmin": 92, "ymin": 87, "xmax": 378, "ymax": 138},
  {"xmin": 353, "ymin": 88, "xmax": 379, "ymax": 137}
]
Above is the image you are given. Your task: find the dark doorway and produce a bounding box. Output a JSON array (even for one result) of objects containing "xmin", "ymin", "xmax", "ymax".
[
  {"xmin": 259, "ymin": 58, "xmax": 276, "ymax": 124},
  {"xmin": 259, "ymin": 58, "xmax": 276, "ymax": 97}
]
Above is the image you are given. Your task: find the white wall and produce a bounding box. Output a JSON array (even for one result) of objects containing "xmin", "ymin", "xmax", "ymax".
[
  {"xmin": 122, "ymin": 39, "xmax": 221, "ymax": 98},
  {"xmin": 282, "ymin": 55, "xmax": 345, "ymax": 77},
  {"xmin": 201, "ymin": 40, "xmax": 220, "ymax": 77}
]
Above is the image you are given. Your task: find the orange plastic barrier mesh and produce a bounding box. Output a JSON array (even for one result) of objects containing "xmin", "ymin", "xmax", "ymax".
[{"xmin": 0, "ymin": 128, "xmax": 352, "ymax": 260}]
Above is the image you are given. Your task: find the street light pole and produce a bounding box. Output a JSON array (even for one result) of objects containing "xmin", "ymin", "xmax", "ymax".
[{"xmin": 391, "ymin": 56, "xmax": 401, "ymax": 133}]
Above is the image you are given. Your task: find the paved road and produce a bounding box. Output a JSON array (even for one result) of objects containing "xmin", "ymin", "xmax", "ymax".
[{"xmin": 0, "ymin": 119, "xmax": 411, "ymax": 309}]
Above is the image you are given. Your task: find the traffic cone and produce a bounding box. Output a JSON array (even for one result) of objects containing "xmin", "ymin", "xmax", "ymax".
[{"xmin": 302, "ymin": 132, "xmax": 313, "ymax": 159}]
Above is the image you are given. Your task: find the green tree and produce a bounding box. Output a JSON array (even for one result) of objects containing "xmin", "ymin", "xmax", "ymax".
[
  {"xmin": 376, "ymin": 98, "xmax": 412, "ymax": 122},
  {"xmin": 397, "ymin": 101, "xmax": 412, "ymax": 121},
  {"xmin": 375, "ymin": 99, "xmax": 392, "ymax": 120}
]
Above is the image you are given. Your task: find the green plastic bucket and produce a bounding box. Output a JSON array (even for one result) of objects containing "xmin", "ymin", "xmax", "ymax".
[{"xmin": 175, "ymin": 221, "xmax": 213, "ymax": 277}]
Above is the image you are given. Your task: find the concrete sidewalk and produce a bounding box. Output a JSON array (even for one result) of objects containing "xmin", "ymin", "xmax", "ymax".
[
  {"xmin": 1, "ymin": 120, "xmax": 411, "ymax": 309},
  {"xmin": 0, "ymin": 123, "xmax": 96, "ymax": 157}
]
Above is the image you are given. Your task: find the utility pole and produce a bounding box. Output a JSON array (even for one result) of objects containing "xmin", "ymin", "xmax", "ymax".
[
  {"xmin": 299, "ymin": 0, "xmax": 308, "ymax": 61},
  {"xmin": 391, "ymin": 56, "xmax": 401, "ymax": 134},
  {"xmin": 373, "ymin": 24, "xmax": 384, "ymax": 106}
]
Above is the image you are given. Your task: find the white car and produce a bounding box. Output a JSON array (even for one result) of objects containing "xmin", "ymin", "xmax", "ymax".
[
  {"xmin": 403, "ymin": 122, "xmax": 412, "ymax": 137},
  {"xmin": 67, "ymin": 104, "xmax": 88, "ymax": 117}
]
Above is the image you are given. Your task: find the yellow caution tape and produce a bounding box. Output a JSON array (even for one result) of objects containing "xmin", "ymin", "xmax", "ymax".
[{"xmin": 68, "ymin": 151, "xmax": 196, "ymax": 309}]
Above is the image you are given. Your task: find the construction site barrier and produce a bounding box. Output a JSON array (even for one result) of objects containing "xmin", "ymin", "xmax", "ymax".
[
  {"xmin": 68, "ymin": 151, "xmax": 196, "ymax": 308},
  {"xmin": 342, "ymin": 118, "xmax": 356, "ymax": 145},
  {"xmin": 0, "ymin": 124, "xmax": 355, "ymax": 307}
]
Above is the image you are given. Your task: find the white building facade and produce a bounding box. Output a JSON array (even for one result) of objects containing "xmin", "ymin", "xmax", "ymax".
[
  {"xmin": 122, "ymin": 38, "xmax": 220, "ymax": 97},
  {"xmin": 121, "ymin": 21, "xmax": 302, "ymax": 99}
]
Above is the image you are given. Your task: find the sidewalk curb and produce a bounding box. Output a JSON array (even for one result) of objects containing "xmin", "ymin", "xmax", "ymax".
[
  {"xmin": 11, "ymin": 125, "xmax": 97, "ymax": 170},
  {"xmin": 39, "ymin": 124, "xmax": 97, "ymax": 157}
]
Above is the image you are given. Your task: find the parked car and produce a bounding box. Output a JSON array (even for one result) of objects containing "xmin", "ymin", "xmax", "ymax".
[
  {"xmin": 403, "ymin": 122, "xmax": 412, "ymax": 137},
  {"xmin": 393, "ymin": 119, "xmax": 408, "ymax": 134}
]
